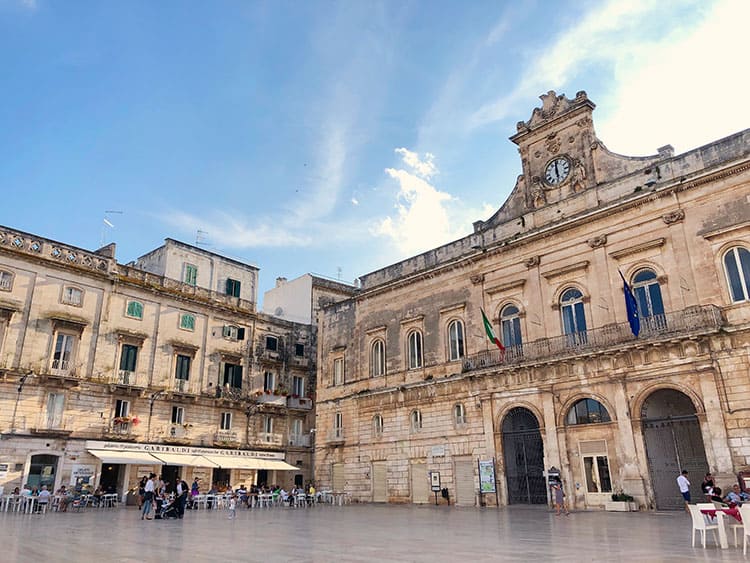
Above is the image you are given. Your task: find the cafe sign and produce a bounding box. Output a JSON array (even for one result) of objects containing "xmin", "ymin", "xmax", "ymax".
[{"xmin": 85, "ymin": 440, "xmax": 285, "ymax": 460}]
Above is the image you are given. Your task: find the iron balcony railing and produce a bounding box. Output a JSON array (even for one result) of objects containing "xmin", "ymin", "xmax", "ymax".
[{"xmin": 462, "ymin": 305, "xmax": 724, "ymax": 373}]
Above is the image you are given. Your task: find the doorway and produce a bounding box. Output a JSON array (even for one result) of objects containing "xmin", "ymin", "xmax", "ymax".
[
  {"xmin": 99, "ymin": 463, "xmax": 123, "ymax": 494},
  {"xmin": 212, "ymin": 468, "xmax": 231, "ymax": 491},
  {"xmin": 27, "ymin": 454, "xmax": 59, "ymax": 490},
  {"xmin": 502, "ymin": 407, "xmax": 546, "ymax": 504},
  {"xmin": 641, "ymin": 389, "xmax": 709, "ymax": 510},
  {"xmin": 257, "ymin": 469, "xmax": 268, "ymax": 488},
  {"xmin": 161, "ymin": 465, "xmax": 181, "ymax": 493}
]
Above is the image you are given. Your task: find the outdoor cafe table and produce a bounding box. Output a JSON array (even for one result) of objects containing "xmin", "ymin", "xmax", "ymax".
[{"xmin": 700, "ymin": 507, "xmax": 742, "ymax": 549}]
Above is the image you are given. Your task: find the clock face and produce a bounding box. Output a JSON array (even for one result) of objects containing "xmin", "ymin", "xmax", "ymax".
[{"xmin": 544, "ymin": 157, "xmax": 570, "ymax": 186}]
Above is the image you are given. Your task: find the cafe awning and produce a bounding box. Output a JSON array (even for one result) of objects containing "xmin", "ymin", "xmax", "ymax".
[
  {"xmin": 149, "ymin": 453, "xmax": 220, "ymax": 467},
  {"xmin": 88, "ymin": 449, "xmax": 162, "ymax": 465},
  {"xmin": 200, "ymin": 455, "xmax": 299, "ymax": 471}
]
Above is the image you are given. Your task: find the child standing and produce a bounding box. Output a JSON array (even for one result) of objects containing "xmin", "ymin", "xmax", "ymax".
[{"xmin": 227, "ymin": 493, "xmax": 237, "ymax": 519}]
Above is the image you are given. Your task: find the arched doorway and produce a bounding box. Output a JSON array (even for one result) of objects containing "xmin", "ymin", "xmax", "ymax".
[
  {"xmin": 641, "ymin": 389, "xmax": 709, "ymax": 510},
  {"xmin": 502, "ymin": 407, "xmax": 546, "ymax": 504}
]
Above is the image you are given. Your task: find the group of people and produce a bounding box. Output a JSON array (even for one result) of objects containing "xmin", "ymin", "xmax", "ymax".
[
  {"xmin": 677, "ymin": 469, "xmax": 750, "ymax": 510},
  {"xmin": 138, "ymin": 473, "xmax": 189, "ymax": 520}
]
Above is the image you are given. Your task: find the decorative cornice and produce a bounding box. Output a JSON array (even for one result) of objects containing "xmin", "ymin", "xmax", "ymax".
[
  {"xmin": 486, "ymin": 279, "xmax": 526, "ymax": 295},
  {"xmin": 701, "ymin": 220, "xmax": 750, "ymax": 240},
  {"xmin": 365, "ymin": 325, "xmax": 387, "ymax": 335},
  {"xmin": 541, "ymin": 261, "xmax": 590, "ymax": 280},
  {"xmin": 439, "ymin": 302, "xmax": 466, "ymax": 316},
  {"xmin": 400, "ymin": 315, "xmax": 425, "ymax": 326},
  {"xmin": 609, "ymin": 238, "xmax": 666, "ymax": 260}
]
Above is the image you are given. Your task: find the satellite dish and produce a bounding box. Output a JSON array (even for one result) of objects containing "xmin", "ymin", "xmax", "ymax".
[{"xmin": 274, "ymin": 307, "xmax": 283, "ymax": 316}]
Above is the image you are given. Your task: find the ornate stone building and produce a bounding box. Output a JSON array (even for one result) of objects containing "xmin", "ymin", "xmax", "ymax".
[
  {"xmin": 314, "ymin": 91, "xmax": 750, "ymax": 510},
  {"xmin": 0, "ymin": 231, "xmax": 317, "ymax": 496}
]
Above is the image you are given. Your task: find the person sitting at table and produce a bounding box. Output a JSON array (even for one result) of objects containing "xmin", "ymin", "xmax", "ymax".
[
  {"xmin": 37, "ymin": 485, "xmax": 51, "ymax": 512},
  {"xmin": 56, "ymin": 486, "xmax": 72, "ymax": 512},
  {"xmin": 279, "ymin": 487, "xmax": 289, "ymax": 505},
  {"xmin": 12, "ymin": 487, "xmax": 20, "ymax": 495},
  {"xmin": 724, "ymin": 484, "xmax": 746, "ymax": 506},
  {"xmin": 701, "ymin": 472, "xmax": 715, "ymax": 498},
  {"xmin": 709, "ymin": 486, "xmax": 725, "ymax": 504},
  {"xmin": 237, "ymin": 484, "xmax": 248, "ymax": 506},
  {"xmin": 92, "ymin": 486, "xmax": 103, "ymax": 507}
]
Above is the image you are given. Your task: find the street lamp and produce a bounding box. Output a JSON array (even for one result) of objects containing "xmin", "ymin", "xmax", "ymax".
[{"xmin": 146, "ymin": 390, "xmax": 166, "ymax": 441}]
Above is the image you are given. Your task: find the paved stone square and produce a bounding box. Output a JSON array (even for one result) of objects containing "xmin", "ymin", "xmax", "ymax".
[{"xmin": 0, "ymin": 504, "xmax": 746, "ymax": 562}]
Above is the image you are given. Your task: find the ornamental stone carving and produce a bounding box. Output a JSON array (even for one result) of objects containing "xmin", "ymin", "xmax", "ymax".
[
  {"xmin": 469, "ymin": 273, "xmax": 485, "ymax": 285},
  {"xmin": 545, "ymin": 133, "xmax": 561, "ymax": 154},
  {"xmin": 524, "ymin": 256, "xmax": 540, "ymax": 268},
  {"xmin": 570, "ymin": 159, "xmax": 587, "ymax": 193},
  {"xmin": 662, "ymin": 209, "xmax": 685, "ymax": 225},
  {"xmin": 587, "ymin": 235, "xmax": 607, "ymax": 248}
]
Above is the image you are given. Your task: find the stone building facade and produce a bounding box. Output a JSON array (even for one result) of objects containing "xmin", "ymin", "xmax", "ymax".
[
  {"xmin": 0, "ymin": 231, "xmax": 316, "ymax": 497},
  {"xmin": 314, "ymin": 91, "xmax": 750, "ymax": 510}
]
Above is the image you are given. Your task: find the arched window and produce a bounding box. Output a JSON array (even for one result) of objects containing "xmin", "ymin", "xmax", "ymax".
[
  {"xmin": 373, "ymin": 414, "xmax": 384, "ymax": 436},
  {"xmin": 454, "ymin": 404, "xmax": 466, "ymax": 425},
  {"xmin": 410, "ymin": 410, "xmax": 422, "ymax": 432},
  {"xmin": 632, "ymin": 269, "xmax": 665, "ymax": 331},
  {"xmin": 448, "ymin": 319, "xmax": 465, "ymax": 361},
  {"xmin": 371, "ymin": 339, "xmax": 386, "ymax": 377},
  {"xmin": 723, "ymin": 246, "xmax": 750, "ymax": 302},
  {"xmin": 407, "ymin": 330, "xmax": 423, "ymax": 369},
  {"xmin": 500, "ymin": 305, "xmax": 522, "ymax": 347},
  {"xmin": 566, "ymin": 398, "xmax": 611, "ymax": 425},
  {"xmin": 560, "ymin": 288, "xmax": 587, "ymax": 345}
]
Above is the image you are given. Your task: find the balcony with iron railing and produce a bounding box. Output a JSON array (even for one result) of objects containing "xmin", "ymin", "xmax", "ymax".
[
  {"xmin": 171, "ymin": 378, "xmax": 198, "ymax": 395},
  {"xmin": 108, "ymin": 370, "xmax": 145, "ymax": 388},
  {"xmin": 49, "ymin": 359, "xmax": 78, "ymax": 378},
  {"xmin": 462, "ymin": 305, "xmax": 724, "ymax": 374},
  {"xmin": 327, "ymin": 427, "xmax": 345, "ymax": 444},
  {"xmin": 30, "ymin": 413, "xmax": 75, "ymax": 437},
  {"xmin": 106, "ymin": 417, "xmax": 136, "ymax": 437}
]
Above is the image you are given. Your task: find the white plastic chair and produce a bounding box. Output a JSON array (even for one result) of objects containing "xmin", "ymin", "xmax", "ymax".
[
  {"xmin": 689, "ymin": 504, "xmax": 719, "ymax": 548},
  {"xmin": 740, "ymin": 505, "xmax": 750, "ymax": 555}
]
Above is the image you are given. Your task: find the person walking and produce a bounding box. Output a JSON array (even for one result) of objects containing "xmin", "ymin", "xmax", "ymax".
[
  {"xmin": 227, "ymin": 494, "xmax": 237, "ymax": 519},
  {"xmin": 677, "ymin": 469, "xmax": 691, "ymax": 512},
  {"xmin": 551, "ymin": 478, "xmax": 569, "ymax": 516},
  {"xmin": 175, "ymin": 479, "xmax": 189, "ymax": 519},
  {"xmin": 142, "ymin": 473, "xmax": 156, "ymax": 520}
]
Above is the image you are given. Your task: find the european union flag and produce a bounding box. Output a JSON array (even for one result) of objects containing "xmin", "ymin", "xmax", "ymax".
[{"xmin": 619, "ymin": 271, "xmax": 640, "ymax": 337}]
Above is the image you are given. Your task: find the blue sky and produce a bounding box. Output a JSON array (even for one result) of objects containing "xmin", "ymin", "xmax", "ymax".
[{"xmin": 1, "ymin": 0, "xmax": 747, "ymax": 303}]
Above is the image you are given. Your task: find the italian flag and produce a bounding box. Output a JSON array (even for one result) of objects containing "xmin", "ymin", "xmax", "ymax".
[{"xmin": 481, "ymin": 308, "xmax": 505, "ymax": 351}]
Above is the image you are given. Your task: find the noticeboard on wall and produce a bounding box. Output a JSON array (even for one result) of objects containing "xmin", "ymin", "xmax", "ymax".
[{"xmin": 478, "ymin": 460, "xmax": 496, "ymax": 493}]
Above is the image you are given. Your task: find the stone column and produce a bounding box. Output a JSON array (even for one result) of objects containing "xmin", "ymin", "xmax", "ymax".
[
  {"xmin": 480, "ymin": 397, "xmax": 498, "ymax": 507},
  {"xmin": 612, "ymin": 380, "xmax": 647, "ymax": 504}
]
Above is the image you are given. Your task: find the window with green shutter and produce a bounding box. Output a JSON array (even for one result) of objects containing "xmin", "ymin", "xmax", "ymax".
[
  {"xmin": 119, "ymin": 344, "xmax": 138, "ymax": 372},
  {"xmin": 179, "ymin": 313, "xmax": 195, "ymax": 331},
  {"xmin": 125, "ymin": 300, "xmax": 143, "ymax": 319},
  {"xmin": 225, "ymin": 278, "xmax": 241, "ymax": 297},
  {"xmin": 184, "ymin": 263, "xmax": 197, "ymax": 286},
  {"xmin": 175, "ymin": 355, "xmax": 191, "ymax": 380}
]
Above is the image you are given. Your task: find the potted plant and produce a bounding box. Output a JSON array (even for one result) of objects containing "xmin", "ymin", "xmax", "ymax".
[{"xmin": 605, "ymin": 491, "xmax": 638, "ymax": 512}]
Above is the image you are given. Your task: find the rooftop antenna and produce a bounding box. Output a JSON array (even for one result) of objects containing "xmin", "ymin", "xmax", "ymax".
[
  {"xmin": 196, "ymin": 229, "xmax": 210, "ymax": 246},
  {"xmin": 101, "ymin": 210, "xmax": 123, "ymax": 247},
  {"xmin": 337, "ymin": 266, "xmax": 342, "ymax": 280}
]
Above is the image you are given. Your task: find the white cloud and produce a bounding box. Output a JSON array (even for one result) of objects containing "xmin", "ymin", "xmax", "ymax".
[
  {"xmin": 394, "ymin": 147, "xmax": 438, "ymax": 179},
  {"xmin": 21, "ymin": 0, "xmax": 37, "ymax": 9},
  {"xmin": 372, "ymin": 150, "xmax": 493, "ymax": 256}
]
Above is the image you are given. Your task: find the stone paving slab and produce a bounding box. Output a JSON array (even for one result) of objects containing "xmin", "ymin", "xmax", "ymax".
[{"xmin": 0, "ymin": 504, "xmax": 746, "ymax": 562}]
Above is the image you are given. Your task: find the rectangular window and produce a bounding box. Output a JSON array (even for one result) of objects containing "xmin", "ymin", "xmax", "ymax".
[
  {"xmin": 51, "ymin": 333, "xmax": 76, "ymax": 374},
  {"xmin": 175, "ymin": 354, "xmax": 191, "ymax": 380},
  {"xmin": 220, "ymin": 412, "xmax": 232, "ymax": 430},
  {"xmin": 333, "ymin": 412, "xmax": 343, "ymax": 438},
  {"xmin": 223, "ymin": 363, "xmax": 243, "ymax": 388},
  {"xmin": 179, "ymin": 313, "xmax": 195, "ymax": 331},
  {"xmin": 292, "ymin": 375, "xmax": 304, "ymax": 397},
  {"xmin": 46, "ymin": 393, "xmax": 65, "ymax": 428},
  {"xmin": 291, "ymin": 418, "xmax": 303, "ymax": 438},
  {"xmin": 265, "ymin": 335, "xmax": 278, "ymax": 351},
  {"xmin": 125, "ymin": 300, "xmax": 143, "ymax": 320},
  {"xmin": 333, "ymin": 358, "xmax": 344, "ymax": 386},
  {"xmin": 295, "ymin": 343, "xmax": 304, "ymax": 357},
  {"xmin": 263, "ymin": 415, "xmax": 273, "ymax": 434},
  {"xmin": 263, "ymin": 371, "xmax": 275, "ymax": 392},
  {"xmin": 583, "ymin": 455, "xmax": 612, "ymax": 493},
  {"xmin": 119, "ymin": 344, "xmax": 138, "ymax": 373},
  {"xmin": 171, "ymin": 406, "xmax": 184, "ymax": 424},
  {"xmin": 61, "ymin": 286, "xmax": 83, "ymax": 306},
  {"xmin": 225, "ymin": 278, "xmax": 241, "ymax": 297},
  {"xmin": 115, "ymin": 399, "xmax": 130, "ymax": 418},
  {"xmin": 222, "ymin": 325, "xmax": 245, "ymax": 341},
  {"xmin": 184, "ymin": 263, "xmax": 197, "ymax": 286},
  {"xmin": 0, "ymin": 270, "xmax": 13, "ymax": 291}
]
